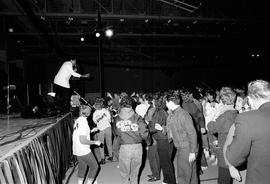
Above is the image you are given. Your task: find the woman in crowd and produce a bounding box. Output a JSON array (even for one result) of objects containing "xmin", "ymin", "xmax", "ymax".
[
  {"xmin": 72, "ymin": 105, "xmax": 101, "ymax": 184},
  {"xmin": 207, "ymin": 87, "xmax": 238, "ymax": 184}
]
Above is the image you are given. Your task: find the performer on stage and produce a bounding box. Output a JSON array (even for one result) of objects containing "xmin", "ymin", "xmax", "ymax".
[{"xmin": 53, "ymin": 58, "xmax": 90, "ymax": 112}]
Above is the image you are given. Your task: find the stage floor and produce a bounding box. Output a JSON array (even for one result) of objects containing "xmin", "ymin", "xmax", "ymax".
[{"xmin": 0, "ymin": 114, "xmax": 58, "ymax": 160}]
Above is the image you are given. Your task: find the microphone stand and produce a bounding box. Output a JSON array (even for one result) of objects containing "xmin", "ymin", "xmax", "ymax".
[{"xmin": 73, "ymin": 91, "xmax": 94, "ymax": 109}]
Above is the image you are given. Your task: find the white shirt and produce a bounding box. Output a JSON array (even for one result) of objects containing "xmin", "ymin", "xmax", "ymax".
[
  {"xmin": 204, "ymin": 101, "xmax": 222, "ymax": 130},
  {"xmin": 135, "ymin": 103, "xmax": 150, "ymax": 118},
  {"xmin": 92, "ymin": 108, "xmax": 111, "ymax": 131},
  {"xmin": 54, "ymin": 61, "xmax": 81, "ymax": 88},
  {"xmin": 72, "ymin": 116, "xmax": 91, "ymax": 156}
]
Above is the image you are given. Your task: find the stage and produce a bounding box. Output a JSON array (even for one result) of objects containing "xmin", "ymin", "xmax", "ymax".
[{"xmin": 0, "ymin": 113, "xmax": 75, "ymax": 184}]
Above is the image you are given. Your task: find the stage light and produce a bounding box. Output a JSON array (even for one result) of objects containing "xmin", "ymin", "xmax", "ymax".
[
  {"xmin": 95, "ymin": 32, "xmax": 101, "ymax": 37},
  {"xmin": 80, "ymin": 37, "xmax": 85, "ymax": 42},
  {"xmin": 8, "ymin": 28, "xmax": 14, "ymax": 33},
  {"xmin": 105, "ymin": 29, "xmax": 114, "ymax": 38}
]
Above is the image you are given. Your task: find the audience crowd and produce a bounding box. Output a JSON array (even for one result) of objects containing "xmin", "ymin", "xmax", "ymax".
[{"xmin": 72, "ymin": 79, "xmax": 270, "ymax": 184}]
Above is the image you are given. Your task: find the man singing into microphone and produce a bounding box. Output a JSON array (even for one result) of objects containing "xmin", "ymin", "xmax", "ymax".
[{"xmin": 53, "ymin": 58, "xmax": 90, "ymax": 113}]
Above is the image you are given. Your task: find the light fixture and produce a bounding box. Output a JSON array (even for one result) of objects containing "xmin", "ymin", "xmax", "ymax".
[
  {"xmin": 80, "ymin": 37, "xmax": 85, "ymax": 42},
  {"xmin": 95, "ymin": 32, "xmax": 101, "ymax": 38},
  {"xmin": 8, "ymin": 28, "xmax": 14, "ymax": 33},
  {"xmin": 105, "ymin": 29, "xmax": 114, "ymax": 38}
]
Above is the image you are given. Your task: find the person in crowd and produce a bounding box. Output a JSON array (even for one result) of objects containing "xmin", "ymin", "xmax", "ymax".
[
  {"xmin": 182, "ymin": 90, "xmax": 208, "ymax": 174},
  {"xmin": 202, "ymin": 90, "xmax": 221, "ymax": 164},
  {"xmin": 135, "ymin": 93, "xmax": 150, "ymax": 118},
  {"xmin": 207, "ymin": 87, "xmax": 238, "ymax": 184},
  {"xmin": 72, "ymin": 105, "xmax": 101, "ymax": 184},
  {"xmin": 144, "ymin": 93, "xmax": 161, "ymax": 182},
  {"xmin": 53, "ymin": 58, "xmax": 90, "ymax": 112},
  {"xmin": 226, "ymin": 79, "xmax": 270, "ymax": 184},
  {"xmin": 92, "ymin": 97, "xmax": 113, "ymax": 164},
  {"xmin": 223, "ymin": 123, "xmax": 246, "ymax": 184},
  {"xmin": 223, "ymin": 92, "xmax": 252, "ymax": 184},
  {"xmin": 165, "ymin": 92, "xmax": 198, "ymax": 184},
  {"xmin": 150, "ymin": 93, "xmax": 176, "ymax": 184},
  {"xmin": 112, "ymin": 92, "xmax": 121, "ymax": 114},
  {"xmin": 114, "ymin": 96, "xmax": 151, "ymax": 184}
]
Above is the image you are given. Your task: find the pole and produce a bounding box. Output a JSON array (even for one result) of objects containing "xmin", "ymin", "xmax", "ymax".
[
  {"xmin": 3, "ymin": 16, "xmax": 10, "ymax": 114},
  {"xmin": 26, "ymin": 84, "xmax": 29, "ymax": 106},
  {"xmin": 7, "ymin": 64, "xmax": 10, "ymax": 114},
  {"xmin": 97, "ymin": 9, "xmax": 105, "ymax": 98}
]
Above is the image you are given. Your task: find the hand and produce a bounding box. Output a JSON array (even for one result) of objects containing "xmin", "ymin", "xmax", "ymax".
[
  {"xmin": 201, "ymin": 128, "xmax": 206, "ymax": 134},
  {"xmin": 155, "ymin": 124, "xmax": 163, "ymax": 131},
  {"xmin": 213, "ymin": 140, "xmax": 218, "ymax": 146},
  {"xmin": 189, "ymin": 153, "xmax": 196, "ymax": 163},
  {"xmin": 95, "ymin": 141, "xmax": 101, "ymax": 146},
  {"xmin": 83, "ymin": 74, "xmax": 91, "ymax": 78},
  {"xmin": 229, "ymin": 166, "xmax": 242, "ymax": 182},
  {"xmin": 91, "ymin": 127, "xmax": 99, "ymax": 133}
]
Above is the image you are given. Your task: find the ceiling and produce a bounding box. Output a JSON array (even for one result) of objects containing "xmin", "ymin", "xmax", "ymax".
[{"xmin": 0, "ymin": 0, "xmax": 267, "ymax": 68}]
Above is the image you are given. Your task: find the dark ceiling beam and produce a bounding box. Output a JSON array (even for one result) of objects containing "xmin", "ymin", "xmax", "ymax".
[
  {"xmin": 22, "ymin": 44, "xmax": 214, "ymax": 49},
  {"xmin": 8, "ymin": 32, "xmax": 223, "ymax": 38},
  {"xmin": 0, "ymin": 12, "xmax": 251, "ymax": 22}
]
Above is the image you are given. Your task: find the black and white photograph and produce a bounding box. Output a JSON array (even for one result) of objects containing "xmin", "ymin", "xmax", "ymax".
[{"xmin": 0, "ymin": 1, "xmax": 269, "ymax": 184}]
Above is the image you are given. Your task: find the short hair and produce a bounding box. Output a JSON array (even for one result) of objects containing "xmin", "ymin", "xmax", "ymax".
[
  {"xmin": 165, "ymin": 92, "xmax": 181, "ymax": 105},
  {"xmin": 94, "ymin": 97, "xmax": 105, "ymax": 109},
  {"xmin": 248, "ymin": 80, "xmax": 270, "ymax": 100},
  {"xmin": 153, "ymin": 93, "xmax": 166, "ymax": 109},
  {"xmin": 79, "ymin": 105, "xmax": 91, "ymax": 116},
  {"xmin": 120, "ymin": 96, "xmax": 133, "ymax": 108},
  {"xmin": 219, "ymin": 87, "xmax": 236, "ymax": 105},
  {"xmin": 144, "ymin": 93, "xmax": 153, "ymax": 102}
]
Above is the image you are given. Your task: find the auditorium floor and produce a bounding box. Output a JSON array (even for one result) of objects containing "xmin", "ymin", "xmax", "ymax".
[{"xmin": 63, "ymin": 157, "xmax": 218, "ymax": 184}]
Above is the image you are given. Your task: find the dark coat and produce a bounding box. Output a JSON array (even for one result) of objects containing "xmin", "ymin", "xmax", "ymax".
[
  {"xmin": 226, "ymin": 102, "xmax": 270, "ymax": 184},
  {"xmin": 207, "ymin": 110, "xmax": 238, "ymax": 168},
  {"xmin": 182, "ymin": 101, "xmax": 205, "ymax": 131},
  {"xmin": 167, "ymin": 107, "xmax": 198, "ymax": 153}
]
